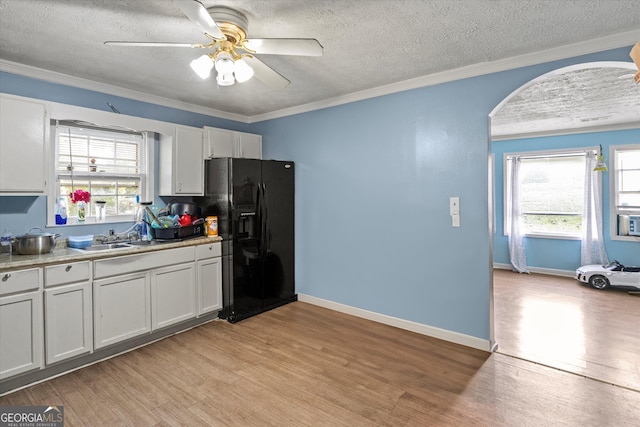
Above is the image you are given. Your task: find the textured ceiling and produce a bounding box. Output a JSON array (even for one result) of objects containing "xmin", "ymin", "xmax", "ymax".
[
  {"xmin": 0, "ymin": 0, "xmax": 639, "ymax": 135},
  {"xmin": 492, "ymin": 62, "xmax": 640, "ymax": 138}
]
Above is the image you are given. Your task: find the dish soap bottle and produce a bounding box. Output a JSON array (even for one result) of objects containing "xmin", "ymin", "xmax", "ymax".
[{"xmin": 55, "ymin": 195, "xmax": 68, "ymax": 225}]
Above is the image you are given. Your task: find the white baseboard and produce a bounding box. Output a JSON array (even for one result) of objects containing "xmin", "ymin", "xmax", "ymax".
[
  {"xmin": 297, "ymin": 294, "xmax": 492, "ymax": 352},
  {"xmin": 493, "ymin": 263, "xmax": 575, "ymax": 278}
]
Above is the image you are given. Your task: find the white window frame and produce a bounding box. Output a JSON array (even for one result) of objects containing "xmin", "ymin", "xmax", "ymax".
[
  {"xmin": 47, "ymin": 122, "xmax": 154, "ymax": 226},
  {"xmin": 503, "ymin": 146, "xmax": 598, "ymax": 240},
  {"xmin": 610, "ymin": 143, "xmax": 640, "ymax": 241}
]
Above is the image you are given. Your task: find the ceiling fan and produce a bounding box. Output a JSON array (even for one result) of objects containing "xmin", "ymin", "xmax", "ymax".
[
  {"xmin": 104, "ymin": 0, "xmax": 323, "ymax": 89},
  {"xmin": 631, "ymin": 41, "xmax": 640, "ymax": 84}
]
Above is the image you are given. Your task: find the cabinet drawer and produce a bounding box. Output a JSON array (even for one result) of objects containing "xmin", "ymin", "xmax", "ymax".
[
  {"xmin": 0, "ymin": 268, "xmax": 42, "ymax": 296},
  {"xmin": 45, "ymin": 261, "xmax": 91, "ymax": 287},
  {"xmin": 196, "ymin": 242, "xmax": 221, "ymax": 260},
  {"xmin": 94, "ymin": 246, "xmax": 195, "ymax": 279}
]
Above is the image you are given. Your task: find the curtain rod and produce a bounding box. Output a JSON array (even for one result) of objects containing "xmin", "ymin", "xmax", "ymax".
[
  {"xmin": 54, "ymin": 120, "xmax": 142, "ymax": 136},
  {"xmin": 506, "ymin": 150, "xmax": 595, "ymax": 160}
]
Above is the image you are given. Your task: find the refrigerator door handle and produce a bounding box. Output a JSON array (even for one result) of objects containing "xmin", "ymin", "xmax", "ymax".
[
  {"xmin": 261, "ymin": 182, "xmax": 269, "ymax": 257},
  {"xmin": 256, "ymin": 182, "xmax": 262, "ymax": 244}
]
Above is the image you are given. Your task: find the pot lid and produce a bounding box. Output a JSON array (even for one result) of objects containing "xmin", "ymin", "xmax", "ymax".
[{"xmin": 17, "ymin": 227, "xmax": 57, "ymax": 238}]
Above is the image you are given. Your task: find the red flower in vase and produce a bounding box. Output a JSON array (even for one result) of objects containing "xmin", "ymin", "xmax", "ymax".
[{"xmin": 70, "ymin": 189, "xmax": 91, "ymax": 204}]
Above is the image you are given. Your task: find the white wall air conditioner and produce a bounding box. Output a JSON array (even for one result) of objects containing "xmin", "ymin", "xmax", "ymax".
[{"xmin": 629, "ymin": 215, "xmax": 640, "ymax": 236}]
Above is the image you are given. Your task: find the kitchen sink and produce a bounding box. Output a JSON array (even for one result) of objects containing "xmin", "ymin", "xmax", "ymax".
[
  {"xmin": 126, "ymin": 240, "xmax": 168, "ymax": 246},
  {"xmin": 76, "ymin": 243, "xmax": 132, "ymax": 251}
]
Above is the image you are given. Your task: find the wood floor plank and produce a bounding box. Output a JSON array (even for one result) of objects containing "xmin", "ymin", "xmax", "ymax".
[
  {"xmin": 493, "ymin": 269, "xmax": 640, "ymax": 391},
  {"xmin": 1, "ymin": 300, "xmax": 638, "ymax": 426}
]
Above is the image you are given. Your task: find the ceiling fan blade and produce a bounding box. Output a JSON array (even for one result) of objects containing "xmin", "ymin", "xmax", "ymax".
[
  {"xmin": 243, "ymin": 39, "xmax": 323, "ymax": 56},
  {"xmin": 175, "ymin": 0, "xmax": 225, "ymax": 40},
  {"xmin": 243, "ymin": 56, "xmax": 290, "ymax": 89},
  {"xmin": 105, "ymin": 41, "xmax": 204, "ymax": 48}
]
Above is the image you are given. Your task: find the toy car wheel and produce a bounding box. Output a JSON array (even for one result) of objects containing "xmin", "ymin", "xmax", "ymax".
[{"xmin": 589, "ymin": 275, "xmax": 610, "ymax": 290}]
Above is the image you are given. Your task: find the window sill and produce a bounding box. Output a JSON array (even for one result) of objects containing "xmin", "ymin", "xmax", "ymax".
[
  {"xmin": 611, "ymin": 234, "xmax": 640, "ymax": 242},
  {"xmin": 47, "ymin": 217, "xmax": 134, "ymax": 227},
  {"xmin": 503, "ymin": 232, "xmax": 581, "ymax": 241}
]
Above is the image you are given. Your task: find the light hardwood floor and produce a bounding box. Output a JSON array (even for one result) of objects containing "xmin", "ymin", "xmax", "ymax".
[
  {"xmin": 493, "ymin": 268, "xmax": 640, "ymax": 392},
  {"xmin": 1, "ymin": 301, "xmax": 639, "ymax": 426}
]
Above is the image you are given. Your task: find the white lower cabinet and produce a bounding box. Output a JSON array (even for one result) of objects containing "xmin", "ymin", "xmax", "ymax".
[
  {"xmin": 196, "ymin": 243, "xmax": 223, "ymax": 316},
  {"xmin": 93, "ymin": 272, "xmax": 151, "ymax": 349},
  {"xmin": 0, "ymin": 243, "xmax": 222, "ymax": 386},
  {"xmin": 0, "ymin": 291, "xmax": 43, "ymax": 380},
  {"xmin": 151, "ymin": 263, "xmax": 196, "ymax": 330},
  {"xmin": 44, "ymin": 261, "xmax": 92, "ymax": 364},
  {"xmin": 0, "ymin": 268, "xmax": 43, "ymax": 380},
  {"xmin": 44, "ymin": 282, "xmax": 92, "ymax": 364}
]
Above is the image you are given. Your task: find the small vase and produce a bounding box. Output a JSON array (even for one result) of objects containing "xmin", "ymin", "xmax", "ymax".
[{"xmin": 78, "ymin": 201, "xmax": 86, "ymax": 222}]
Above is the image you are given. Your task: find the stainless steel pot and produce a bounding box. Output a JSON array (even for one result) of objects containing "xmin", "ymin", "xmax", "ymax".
[{"xmin": 14, "ymin": 227, "xmax": 60, "ymax": 255}]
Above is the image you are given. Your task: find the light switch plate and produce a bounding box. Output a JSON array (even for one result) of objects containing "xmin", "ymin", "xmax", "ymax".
[{"xmin": 450, "ymin": 197, "xmax": 460, "ymax": 216}]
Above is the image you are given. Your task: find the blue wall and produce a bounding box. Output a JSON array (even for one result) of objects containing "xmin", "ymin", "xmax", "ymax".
[
  {"xmin": 492, "ymin": 130, "xmax": 640, "ymax": 271},
  {"xmin": 1, "ymin": 45, "xmax": 636, "ymax": 344}
]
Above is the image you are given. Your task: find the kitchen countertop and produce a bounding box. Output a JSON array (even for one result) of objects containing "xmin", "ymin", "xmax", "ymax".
[{"xmin": 0, "ymin": 236, "xmax": 223, "ymax": 272}]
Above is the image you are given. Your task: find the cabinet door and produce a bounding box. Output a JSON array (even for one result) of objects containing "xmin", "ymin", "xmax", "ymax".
[
  {"xmin": 93, "ymin": 272, "xmax": 151, "ymax": 349},
  {"xmin": 205, "ymin": 127, "xmax": 234, "ymax": 159},
  {"xmin": 0, "ymin": 291, "xmax": 43, "ymax": 379},
  {"xmin": 197, "ymin": 257, "xmax": 222, "ymax": 316},
  {"xmin": 0, "ymin": 96, "xmax": 47, "ymax": 194},
  {"xmin": 237, "ymin": 132, "xmax": 262, "ymax": 159},
  {"xmin": 151, "ymin": 263, "xmax": 196, "ymax": 330},
  {"xmin": 44, "ymin": 281, "xmax": 92, "ymax": 364},
  {"xmin": 175, "ymin": 126, "xmax": 204, "ymax": 194}
]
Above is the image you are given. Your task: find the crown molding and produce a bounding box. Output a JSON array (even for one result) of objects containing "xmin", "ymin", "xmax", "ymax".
[
  {"xmin": 248, "ymin": 30, "xmax": 640, "ymax": 123},
  {"xmin": 0, "ymin": 59, "xmax": 249, "ymax": 124}
]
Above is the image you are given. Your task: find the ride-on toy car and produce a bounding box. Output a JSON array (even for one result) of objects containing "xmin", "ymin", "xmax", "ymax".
[{"xmin": 576, "ymin": 260, "xmax": 640, "ymax": 290}]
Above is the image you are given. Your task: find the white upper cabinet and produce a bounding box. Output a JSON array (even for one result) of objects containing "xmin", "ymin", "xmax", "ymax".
[
  {"xmin": 204, "ymin": 126, "xmax": 262, "ymax": 159},
  {"xmin": 0, "ymin": 94, "xmax": 48, "ymax": 194},
  {"xmin": 159, "ymin": 125, "xmax": 204, "ymax": 195}
]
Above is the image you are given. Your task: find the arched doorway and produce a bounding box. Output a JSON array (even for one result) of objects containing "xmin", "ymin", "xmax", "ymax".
[{"xmin": 488, "ymin": 61, "xmax": 640, "ymax": 390}]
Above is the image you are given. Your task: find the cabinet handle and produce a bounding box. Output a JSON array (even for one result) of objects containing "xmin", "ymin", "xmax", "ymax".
[
  {"xmin": 65, "ymin": 265, "xmax": 73, "ymax": 272},
  {"xmin": 2, "ymin": 273, "xmax": 10, "ymax": 281}
]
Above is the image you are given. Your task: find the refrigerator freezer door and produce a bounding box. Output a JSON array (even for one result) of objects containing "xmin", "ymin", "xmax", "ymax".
[{"xmin": 229, "ymin": 159, "xmax": 263, "ymax": 321}]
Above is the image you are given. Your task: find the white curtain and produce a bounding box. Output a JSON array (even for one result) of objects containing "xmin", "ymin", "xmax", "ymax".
[
  {"xmin": 508, "ymin": 156, "xmax": 529, "ymax": 273},
  {"xmin": 581, "ymin": 151, "xmax": 609, "ymax": 266}
]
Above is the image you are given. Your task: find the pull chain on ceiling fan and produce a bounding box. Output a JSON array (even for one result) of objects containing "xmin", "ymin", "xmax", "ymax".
[{"xmin": 104, "ymin": 0, "xmax": 323, "ymax": 89}]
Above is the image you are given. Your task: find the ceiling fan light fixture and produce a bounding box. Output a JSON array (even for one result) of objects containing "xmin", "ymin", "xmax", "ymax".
[
  {"xmin": 234, "ymin": 58, "xmax": 254, "ymax": 83},
  {"xmin": 190, "ymin": 54, "xmax": 214, "ymax": 79},
  {"xmin": 216, "ymin": 71, "xmax": 235, "ymax": 86},
  {"xmin": 214, "ymin": 51, "xmax": 235, "ymax": 74}
]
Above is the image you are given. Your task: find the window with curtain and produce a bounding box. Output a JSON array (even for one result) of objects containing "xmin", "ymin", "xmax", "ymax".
[
  {"xmin": 54, "ymin": 122, "xmax": 147, "ymax": 223},
  {"xmin": 613, "ymin": 145, "xmax": 640, "ymax": 214},
  {"xmin": 504, "ymin": 151, "xmax": 590, "ymax": 238}
]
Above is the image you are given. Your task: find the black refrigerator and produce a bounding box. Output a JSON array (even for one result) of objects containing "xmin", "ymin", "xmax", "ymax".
[{"xmin": 196, "ymin": 158, "xmax": 296, "ymax": 323}]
